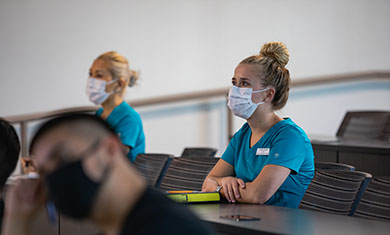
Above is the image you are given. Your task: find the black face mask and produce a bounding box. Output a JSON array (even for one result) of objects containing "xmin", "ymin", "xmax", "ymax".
[{"xmin": 45, "ymin": 141, "xmax": 110, "ymax": 219}]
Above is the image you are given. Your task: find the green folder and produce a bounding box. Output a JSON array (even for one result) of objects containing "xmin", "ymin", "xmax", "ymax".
[{"xmin": 166, "ymin": 191, "xmax": 220, "ymax": 203}]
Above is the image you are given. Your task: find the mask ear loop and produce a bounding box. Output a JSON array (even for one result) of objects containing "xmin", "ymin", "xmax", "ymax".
[
  {"xmin": 75, "ymin": 138, "xmax": 112, "ymax": 185},
  {"xmin": 251, "ymin": 87, "xmax": 269, "ymax": 93},
  {"xmin": 251, "ymin": 87, "xmax": 270, "ymax": 105},
  {"xmin": 106, "ymin": 79, "xmax": 122, "ymax": 94},
  {"xmin": 85, "ymin": 138, "xmax": 112, "ymax": 183},
  {"xmin": 99, "ymin": 160, "xmax": 112, "ymax": 182}
]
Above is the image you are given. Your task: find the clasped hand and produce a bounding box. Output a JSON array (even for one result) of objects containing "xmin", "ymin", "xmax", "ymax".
[{"xmin": 219, "ymin": 177, "xmax": 246, "ymax": 203}]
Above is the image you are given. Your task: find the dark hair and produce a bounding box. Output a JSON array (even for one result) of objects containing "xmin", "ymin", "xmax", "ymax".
[
  {"xmin": 29, "ymin": 113, "xmax": 116, "ymax": 155},
  {"xmin": 0, "ymin": 119, "xmax": 20, "ymax": 191}
]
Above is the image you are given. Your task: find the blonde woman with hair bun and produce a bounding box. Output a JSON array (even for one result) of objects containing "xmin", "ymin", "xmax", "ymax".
[
  {"xmin": 202, "ymin": 42, "xmax": 314, "ymax": 208},
  {"xmin": 86, "ymin": 51, "xmax": 145, "ymax": 162}
]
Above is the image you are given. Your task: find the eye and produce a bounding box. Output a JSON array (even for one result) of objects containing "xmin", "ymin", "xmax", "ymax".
[
  {"xmin": 242, "ymin": 81, "xmax": 249, "ymax": 87},
  {"xmin": 231, "ymin": 77, "xmax": 237, "ymax": 86}
]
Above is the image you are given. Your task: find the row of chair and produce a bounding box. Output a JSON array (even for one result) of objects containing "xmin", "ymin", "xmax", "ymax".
[
  {"xmin": 133, "ymin": 153, "xmax": 219, "ymax": 190},
  {"xmin": 297, "ymin": 164, "xmax": 389, "ymax": 222},
  {"xmin": 354, "ymin": 177, "xmax": 390, "ymax": 221},
  {"xmin": 299, "ymin": 170, "xmax": 371, "ymax": 216},
  {"xmin": 133, "ymin": 154, "xmax": 389, "ymax": 223},
  {"xmin": 133, "ymin": 147, "xmax": 217, "ymax": 189}
]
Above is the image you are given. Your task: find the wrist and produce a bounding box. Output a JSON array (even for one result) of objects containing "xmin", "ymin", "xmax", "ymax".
[
  {"xmin": 5, "ymin": 211, "xmax": 33, "ymax": 225},
  {"xmin": 215, "ymin": 185, "xmax": 223, "ymax": 193},
  {"xmin": 209, "ymin": 176, "xmax": 223, "ymax": 186},
  {"xmin": 2, "ymin": 213, "xmax": 31, "ymax": 234}
]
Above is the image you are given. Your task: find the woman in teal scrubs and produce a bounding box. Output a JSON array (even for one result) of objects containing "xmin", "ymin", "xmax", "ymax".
[
  {"xmin": 202, "ymin": 42, "xmax": 314, "ymax": 208},
  {"xmin": 86, "ymin": 51, "xmax": 145, "ymax": 162}
]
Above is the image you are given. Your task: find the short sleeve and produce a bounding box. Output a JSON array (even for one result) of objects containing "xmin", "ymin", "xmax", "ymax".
[
  {"xmin": 96, "ymin": 108, "xmax": 103, "ymax": 117},
  {"xmin": 221, "ymin": 134, "xmax": 238, "ymax": 166},
  {"xmin": 116, "ymin": 115, "xmax": 142, "ymax": 148},
  {"xmin": 266, "ymin": 127, "xmax": 306, "ymax": 174}
]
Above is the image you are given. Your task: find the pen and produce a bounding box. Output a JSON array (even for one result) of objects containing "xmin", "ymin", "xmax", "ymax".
[
  {"xmin": 46, "ymin": 201, "xmax": 57, "ymax": 225},
  {"xmin": 167, "ymin": 190, "xmax": 197, "ymax": 194}
]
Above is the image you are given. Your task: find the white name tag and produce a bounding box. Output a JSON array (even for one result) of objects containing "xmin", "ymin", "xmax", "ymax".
[{"xmin": 256, "ymin": 148, "xmax": 270, "ymax": 156}]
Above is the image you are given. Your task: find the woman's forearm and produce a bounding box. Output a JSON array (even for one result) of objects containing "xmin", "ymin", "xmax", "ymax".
[
  {"xmin": 237, "ymin": 182, "xmax": 269, "ymax": 204},
  {"xmin": 237, "ymin": 165, "xmax": 291, "ymax": 204},
  {"xmin": 202, "ymin": 176, "xmax": 223, "ymax": 191}
]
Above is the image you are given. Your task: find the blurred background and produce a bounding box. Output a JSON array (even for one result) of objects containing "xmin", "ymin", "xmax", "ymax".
[{"xmin": 1, "ymin": 0, "xmax": 389, "ymax": 156}]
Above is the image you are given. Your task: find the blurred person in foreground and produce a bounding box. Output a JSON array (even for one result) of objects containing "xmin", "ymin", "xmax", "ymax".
[
  {"xmin": 0, "ymin": 118, "xmax": 20, "ymax": 231},
  {"xmin": 1, "ymin": 114, "xmax": 212, "ymax": 235}
]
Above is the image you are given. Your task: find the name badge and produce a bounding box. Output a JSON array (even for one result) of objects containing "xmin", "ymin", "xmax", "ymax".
[{"xmin": 256, "ymin": 148, "xmax": 270, "ymax": 156}]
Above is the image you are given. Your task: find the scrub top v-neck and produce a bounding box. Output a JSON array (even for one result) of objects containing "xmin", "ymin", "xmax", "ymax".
[
  {"xmin": 221, "ymin": 118, "xmax": 314, "ymax": 208},
  {"xmin": 97, "ymin": 101, "xmax": 145, "ymax": 162}
]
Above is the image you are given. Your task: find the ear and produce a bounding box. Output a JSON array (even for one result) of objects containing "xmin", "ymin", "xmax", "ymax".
[
  {"xmin": 101, "ymin": 134, "xmax": 123, "ymax": 160},
  {"xmin": 117, "ymin": 79, "xmax": 125, "ymax": 88},
  {"xmin": 265, "ymin": 88, "xmax": 276, "ymax": 102}
]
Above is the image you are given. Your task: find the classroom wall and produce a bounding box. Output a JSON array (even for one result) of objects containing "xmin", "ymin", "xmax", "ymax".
[{"xmin": 1, "ymin": 0, "xmax": 389, "ymax": 156}]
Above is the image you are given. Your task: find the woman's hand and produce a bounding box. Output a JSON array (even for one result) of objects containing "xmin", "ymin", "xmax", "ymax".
[
  {"xmin": 201, "ymin": 178, "xmax": 219, "ymax": 192},
  {"xmin": 220, "ymin": 177, "xmax": 246, "ymax": 203}
]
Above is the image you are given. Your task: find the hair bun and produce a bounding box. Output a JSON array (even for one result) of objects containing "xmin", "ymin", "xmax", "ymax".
[
  {"xmin": 128, "ymin": 69, "xmax": 140, "ymax": 87},
  {"xmin": 259, "ymin": 41, "xmax": 289, "ymax": 67}
]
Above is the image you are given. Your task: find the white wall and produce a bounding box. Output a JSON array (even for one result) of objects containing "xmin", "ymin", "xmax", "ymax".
[{"xmin": 1, "ymin": 0, "xmax": 389, "ymax": 156}]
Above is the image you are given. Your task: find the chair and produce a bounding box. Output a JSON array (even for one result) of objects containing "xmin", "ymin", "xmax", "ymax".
[
  {"xmin": 354, "ymin": 177, "xmax": 390, "ymax": 222},
  {"xmin": 336, "ymin": 111, "xmax": 390, "ymax": 141},
  {"xmin": 159, "ymin": 156, "xmax": 219, "ymax": 191},
  {"xmin": 315, "ymin": 162, "xmax": 355, "ymax": 171},
  {"xmin": 133, "ymin": 153, "xmax": 173, "ymax": 188},
  {"xmin": 299, "ymin": 170, "xmax": 372, "ymax": 216},
  {"xmin": 181, "ymin": 147, "xmax": 218, "ymax": 157}
]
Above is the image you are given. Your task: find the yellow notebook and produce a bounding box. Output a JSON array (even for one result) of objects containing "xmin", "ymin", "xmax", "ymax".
[{"xmin": 166, "ymin": 191, "xmax": 220, "ymax": 203}]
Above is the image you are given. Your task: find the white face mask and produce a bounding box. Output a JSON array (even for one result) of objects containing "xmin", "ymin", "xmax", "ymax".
[
  {"xmin": 227, "ymin": 86, "xmax": 269, "ymax": 120},
  {"xmin": 85, "ymin": 77, "xmax": 117, "ymax": 105}
]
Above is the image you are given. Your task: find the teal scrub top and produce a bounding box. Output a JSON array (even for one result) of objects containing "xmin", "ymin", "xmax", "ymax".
[
  {"xmin": 97, "ymin": 101, "xmax": 145, "ymax": 162},
  {"xmin": 221, "ymin": 118, "xmax": 314, "ymax": 208}
]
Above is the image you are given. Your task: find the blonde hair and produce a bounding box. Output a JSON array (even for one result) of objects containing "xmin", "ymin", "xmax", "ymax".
[
  {"xmin": 240, "ymin": 41, "xmax": 291, "ymax": 110},
  {"xmin": 96, "ymin": 51, "xmax": 139, "ymax": 87}
]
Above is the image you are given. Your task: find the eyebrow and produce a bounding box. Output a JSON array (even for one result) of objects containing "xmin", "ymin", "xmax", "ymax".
[
  {"xmin": 232, "ymin": 77, "xmax": 250, "ymax": 81},
  {"xmin": 95, "ymin": 69, "xmax": 106, "ymax": 74},
  {"xmin": 90, "ymin": 69, "xmax": 106, "ymax": 75}
]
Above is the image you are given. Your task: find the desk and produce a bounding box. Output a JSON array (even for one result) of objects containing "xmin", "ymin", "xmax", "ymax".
[
  {"xmin": 311, "ymin": 138, "xmax": 390, "ymax": 177},
  {"xmin": 189, "ymin": 203, "xmax": 390, "ymax": 235}
]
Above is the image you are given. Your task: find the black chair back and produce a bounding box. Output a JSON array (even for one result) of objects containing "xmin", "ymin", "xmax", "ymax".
[
  {"xmin": 354, "ymin": 177, "xmax": 390, "ymax": 222},
  {"xmin": 181, "ymin": 147, "xmax": 218, "ymax": 157},
  {"xmin": 336, "ymin": 111, "xmax": 390, "ymax": 141},
  {"xmin": 159, "ymin": 156, "xmax": 219, "ymax": 191},
  {"xmin": 315, "ymin": 162, "xmax": 355, "ymax": 171},
  {"xmin": 299, "ymin": 170, "xmax": 372, "ymax": 216},
  {"xmin": 133, "ymin": 153, "xmax": 173, "ymax": 187}
]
